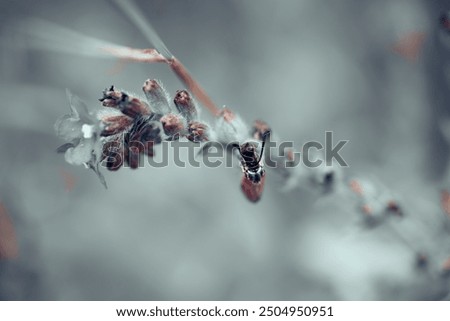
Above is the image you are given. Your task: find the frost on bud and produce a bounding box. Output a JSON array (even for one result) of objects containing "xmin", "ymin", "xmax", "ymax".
[
  {"xmin": 215, "ymin": 107, "xmax": 249, "ymax": 144},
  {"xmin": 142, "ymin": 79, "xmax": 171, "ymax": 114},
  {"xmin": 174, "ymin": 90, "xmax": 197, "ymax": 122},
  {"xmin": 100, "ymin": 115, "xmax": 133, "ymax": 137},
  {"xmin": 160, "ymin": 113, "xmax": 186, "ymax": 140},
  {"xmin": 187, "ymin": 121, "xmax": 209, "ymax": 143}
]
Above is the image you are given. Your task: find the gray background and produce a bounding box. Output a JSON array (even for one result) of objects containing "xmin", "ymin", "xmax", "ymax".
[{"xmin": 0, "ymin": 0, "xmax": 450, "ymax": 300}]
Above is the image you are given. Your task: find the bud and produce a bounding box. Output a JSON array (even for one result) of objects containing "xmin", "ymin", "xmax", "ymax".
[
  {"xmin": 99, "ymin": 85, "xmax": 122, "ymax": 107},
  {"xmin": 160, "ymin": 113, "xmax": 186, "ymax": 139},
  {"xmin": 118, "ymin": 93, "xmax": 152, "ymax": 119},
  {"xmin": 187, "ymin": 121, "xmax": 209, "ymax": 143},
  {"xmin": 100, "ymin": 115, "xmax": 133, "ymax": 137},
  {"xmin": 215, "ymin": 107, "xmax": 249, "ymax": 143},
  {"xmin": 100, "ymin": 86, "xmax": 151, "ymax": 119},
  {"xmin": 174, "ymin": 90, "xmax": 197, "ymax": 122},
  {"xmin": 142, "ymin": 79, "xmax": 171, "ymax": 114}
]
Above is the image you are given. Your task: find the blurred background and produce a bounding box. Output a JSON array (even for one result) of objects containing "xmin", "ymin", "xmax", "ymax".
[{"xmin": 0, "ymin": 0, "xmax": 450, "ymax": 300}]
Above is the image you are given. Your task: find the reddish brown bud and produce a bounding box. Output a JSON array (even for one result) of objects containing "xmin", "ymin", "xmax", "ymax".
[
  {"xmin": 187, "ymin": 121, "xmax": 209, "ymax": 143},
  {"xmin": 174, "ymin": 90, "xmax": 197, "ymax": 122},
  {"xmin": 100, "ymin": 115, "xmax": 133, "ymax": 137},
  {"xmin": 99, "ymin": 85, "xmax": 123, "ymax": 107},
  {"xmin": 100, "ymin": 86, "xmax": 151, "ymax": 119},
  {"xmin": 220, "ymin": 108, "xmax": 235, "ymax": 123},
  {"xmin": 161, "ymin": 113, "xmax": 185, "ymax": 138},
  {"xmin": 142, "ymin": 79, "xmax": 171, "ymax": 114},
  {"xmin": 118, "ymin": 93, "xmax": 152, "ymax": 119}
]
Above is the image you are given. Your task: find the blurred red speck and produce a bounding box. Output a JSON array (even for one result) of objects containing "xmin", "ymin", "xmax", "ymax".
[
  {"xmin": 441, "ymin": 190, "xmax": 450, "ymax": 218},
  {"xmin": 387, "ymin": 200, "xmax": 402, "ymax": 216},
  {"xmin": 287, "ymin": 149, "xmax": 295, "ymax": 162},
  {"xmin": 392, "ymin": 32, "xmax": 426, "ymax": 62},
  {"xmin": 60, "ymin": 169, "xmax": 76, "ymax": 192},
  {"xmin": 349, "ymin": 179, "xmax": 363, "ymax": 195},
  {"xmin": 442, "ymin": 257, "xmax": 450, "ymax": 274},
  {"xmin": 361, "ymin": 204, "xmax": 372, "ymax": 215},
  {"xmin": 0, "ymin": 202, "xmax": 19, "ymax": 260}
]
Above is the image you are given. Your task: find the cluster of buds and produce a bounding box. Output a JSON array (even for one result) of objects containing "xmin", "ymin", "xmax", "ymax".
[
  {"xmin": 98, "ymin": 80, "xmax": 214, "ymax": 172},
  {"xmin": 55, "ymin": 78, "xmax": 275, "ymax": 202},
  {"xmin": 348, "ymin": 177, "xmax": 403, "ymax": 226}
]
